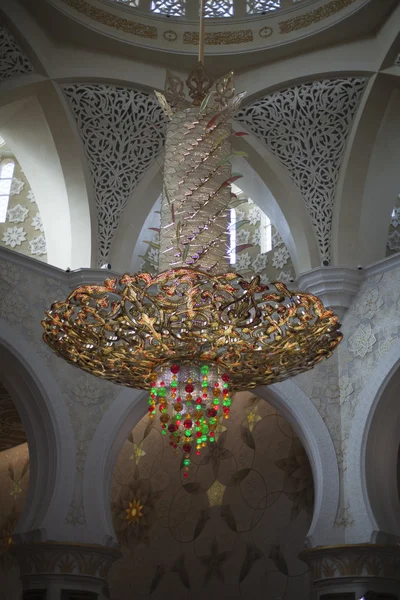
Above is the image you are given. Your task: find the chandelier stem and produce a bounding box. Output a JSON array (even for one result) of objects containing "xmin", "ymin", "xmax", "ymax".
[{"xmin": 198, "ymin": 0, "xmax": 205, "ymax": 64}]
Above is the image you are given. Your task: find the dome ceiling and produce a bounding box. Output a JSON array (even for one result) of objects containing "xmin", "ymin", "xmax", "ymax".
[{"xmin": 36, "ymin": 0, "xmax": 395, "ymax": 71}]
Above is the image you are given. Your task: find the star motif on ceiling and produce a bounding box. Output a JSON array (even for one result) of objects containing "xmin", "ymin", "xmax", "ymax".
[
  {"xmin": 206, "ymin": 480, "xmax": 226, "ymax": 507},
  {"xmin": 130, "ymin": 443, "xmax": 146, "ymax": 463},
  {"xmin": 245, "ymin": 404, "xmax": 262, "ymax": 431}
]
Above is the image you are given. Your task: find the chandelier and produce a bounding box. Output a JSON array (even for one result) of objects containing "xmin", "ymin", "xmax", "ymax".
[{"xmin": 42, "ymin": 5, "xmax": 342, "ymax": 477}]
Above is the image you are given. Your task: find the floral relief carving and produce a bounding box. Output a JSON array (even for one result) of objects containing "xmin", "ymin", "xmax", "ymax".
[
  {"xmin": 236, "ymin": 78, "xmax": 367, "ymax": 264},
  {"xmin": 354, "ymin": 288, "xmax": 383, "ymax": 319},
  {"xmin": 62, "ymin": 84, "xmax": 167, "ymax": 265},
  {"xmin": 347, "ymin": 323, "xmax": 377, "ymax": 358},
  {"xmin": 2, "ymin": 227, "xmax": 26, "ymax": 249},
  {"xmin": 0, "ymin": 25, "xmax": 33, "ymax": 83},
  {"xmin": 10, "ymin": 178, "xmax": 24, "ymax": 197},
  {"xmin": 6, "ymin": 204, "xmax": 29, "ymax": 224},
  {"xmin": 0, "ymin": 153, "xmax": 47, "ymax": 262}
]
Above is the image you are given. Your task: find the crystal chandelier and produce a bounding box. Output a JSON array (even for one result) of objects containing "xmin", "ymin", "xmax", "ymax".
[{"xmin": 42, "ymin": 5, "xmax": 342, "ymax": 477}]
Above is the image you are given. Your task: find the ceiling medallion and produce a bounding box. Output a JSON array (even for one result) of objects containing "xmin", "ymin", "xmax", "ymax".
[
  {"xmin": 163, "ymin": 29, "xmax": 178, "ymax": 42},
  {"xmin": 42, "ymin": 0, "xmax": 342, "ymax": 477}
]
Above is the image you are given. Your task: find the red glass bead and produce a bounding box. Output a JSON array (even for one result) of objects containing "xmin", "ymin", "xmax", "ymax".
[
  {"xmin": 222, "ymin": 374, "xmax": 229, "ymax": 382},
  {"xmin": 183, "ymin": 472, "xmax": 189, "ymax": 478},
  {"xmin": 203, "ymin": 393, "xmax": 207, "ymax": 398},
  {"xmin": 168, "ymin": 423, "xmax": 178, "ymax": 433},
  {"xmin": 196, "ymin": 431, "xmax": 202, "ymax": 438},
  {"xmin": 183, "ymin": 419, "xmax": 192, "ymax": 429},
  {"xmin": 223, "ymin": 407, "xmax": 230, "ymax": 414},
  {"xmin": 183, "ymin": 444, "xmax": 191, "ymax": 453},
  {"xmin": 160, "ymin": 382, "xmax": 165, "ymax": 386},
  {"xmin": 208, "ymin": 408, "xmax": 217, "ymax": 417},
  {"xmin": 171, "ymin": 364, "xmax": 180, "ymax": 374},
  {"xmin": 223, "ymin": 389, "xmax": 229, "ymax": 395},
  {"xmin": 196, "ymin": 451, "xmax": 201, "ymax": 456},
  {"xmin": 148, "ymin": 406, "xmax": 154, "ymax": 413},
  {"xmin": 196, "ymin": 397, "xmax": 202, "ymax": 403},
  {"xmin": 185, "ymin": 383, "xmax": 194, "ymax": 393},
  {"xmin": 215, "ymin": 382, "xmax": 219, "ymax": 387},
  {"xmin": 173, "ymin": 444, "xmax": 178, "ymax": 449}
]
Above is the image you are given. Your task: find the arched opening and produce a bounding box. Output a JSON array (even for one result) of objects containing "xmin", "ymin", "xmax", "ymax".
[
  {"xmin": 107, "ymin": 390, "xmax": 314, "ymax": 599},
  {"xmin": 0, "ymin": 323, "xmax": 76, "ymax": 546},
  {"xmin": 364, "ymin": 366, "xmax": 400, "ymax": 542},
  {"xmin": 0, "ymin": 379, "xmax": 29, "ymax": 597}
]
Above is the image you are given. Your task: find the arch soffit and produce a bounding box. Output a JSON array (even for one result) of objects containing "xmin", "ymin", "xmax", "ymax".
[
  {"xmin": 0, "ymin": 319, "xmax": 76, "ymax": 540},
  {"xmin": 332, "ymin": 73, "xmax": 400, "ymax": 267},
  {"xmin": 346, "ymin": 338, "xmax": 400, "ymax": 544},
  {"xmin": 232, "ymin": 129, "xmax": 319, "ymax": 274},
  {"xmin": 83, "ymin": 378, "xmax": 339, "ymax": 548},
  {"xmin": 0, "ymin": 79, "xmax": 93, "ymax": 269},
  {"xmin": 109, "ymin": 159, "xmax": 163, "ymax": 274}
]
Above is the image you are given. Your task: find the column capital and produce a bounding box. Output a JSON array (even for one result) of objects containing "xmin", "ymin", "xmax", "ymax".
[
  {"xmin": 299, "ymin": 543, "xmax": 400, "ymax": 599},
  {"xmin": 297, "ymin": 266, "xmax": 363, "ymax": 319},
  {"xmin": 10, "ymin": 542, "xmax": 121, "ymax": 598}
]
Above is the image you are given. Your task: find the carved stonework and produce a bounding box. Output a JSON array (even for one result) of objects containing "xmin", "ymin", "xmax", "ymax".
[
  {"xmin": 11, "ymin": 542, "xmax": 121, "ymax": 581},
  {"xmin": 299, "ymin": 544, "xmax": 400, "ymax": 582},
  {"xmin": 236, "ymin": 78, "xmax": 367, "ymax": 264},
  {"xmin": 0, "ymin": 24, "xmax": 33, "ymax": 82},
  {"xmin": 63, "ymin": 84, "xmax": 167, "ymax": 264}
]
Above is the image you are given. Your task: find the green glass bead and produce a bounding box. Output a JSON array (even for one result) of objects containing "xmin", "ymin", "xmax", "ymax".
[
  {"xmin": 195, "ymin": 426, "xmax": 201, "ymax": 432},
  {"xmin": 158, "ymin": 387, "xmax": 167, "ymax": 397},
  {"xmin": 223, "ymin": 382, "xmax": 229, "ymax": 388},
  {"xmin": 196, "ymin": 404, "xmax": 201, "ymax": 410},
  {"xmin": 213, "ymin": 398, "xmax": 220, "ymax": 405},
  {"xmin": 185, "ymin": 430, "xmax": 192, "ymax": 438},
  {"xmin": 201, "ymin": 435, "xmax": 207, "ymax": 442},
  {"xmin": 171, "ymin": 381, "xmax": 178, "ymax": 388},
  {"xmin": 147, "ymin": 399, "xmax": 153, "ymax": 405},
  {"xmin": 183, "ymin": 459, "xmax": 190, "ymax": 466},
  {"xmin": 201, "ymin": 381, "xmax": 208, "ymax": 387},
  {"xmin": 161, "ymin": 430, "xmax": 167, "ymax": 435},
  {"xmin": 200, "ymin": 365, "xmax": 210, "ymax": 375},
  {"xmin": 201, "ymin": 425, "xmax": 208, "ymax": 434},
  {"xmin": 209, "ymin": 437, "xmax": 215, "ymax": 443},
  {"xmin": 150, "ymin": 387, "xmax": 157, "ymax": 395},
  {"xmin": 224, "ymin": 398, "xmax": 231, "ymax": 406},
  {"xmin": 209, "ymin": 418, "xmax": 216, "ymax": 425}
]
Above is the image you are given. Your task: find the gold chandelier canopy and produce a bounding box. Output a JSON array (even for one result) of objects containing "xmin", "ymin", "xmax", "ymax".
[{"xmin": 42, "ymin": 54, "xmax": 342, "ymax": 473}]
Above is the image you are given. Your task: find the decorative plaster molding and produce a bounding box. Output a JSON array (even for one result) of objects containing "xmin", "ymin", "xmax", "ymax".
[
  {"xmin": 11, "ymin": 541, "xmax": 121, "ymax": 580},
  {"xmin": 61, "ymin": 0, "xmax": 157, "ymax": 38},
  {"xmin": 297, "ymin": 266, "xmax": 363, "ymax": 318},
  {"xmin": 236, "ymin": 78, "xmax": 367, "ymax": 265},
  {"xmin": 299, "ymin": 543, "xmax": 400, "ymax": 581},
  {"xmin": 0, "ymin": 24, "xmax": 33, "ymax": 83},
  {"xmin": 63, "ymin": 84, "xmax": 166, "ymax": 265},
  {"xmin": 183, "ymin": 29, "xmax": 253, "ymax": 45},
  {"xmin": 279, "ymin": 0, "xmax": 357, "ymax": 34},
  {"xmin": 363, "ymin": 251, "xmax": 400, "ymax": 278}
]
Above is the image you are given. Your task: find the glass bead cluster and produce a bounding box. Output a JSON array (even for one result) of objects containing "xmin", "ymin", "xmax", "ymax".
[{"xmin": 148, "ymin": 363, "xmax": 231, "ymax": 476}]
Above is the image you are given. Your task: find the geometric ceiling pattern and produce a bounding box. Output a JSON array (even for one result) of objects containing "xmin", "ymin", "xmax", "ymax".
[{"xmin": 236, "ymin": 77, "xmax": 367, "ymax": 265}]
